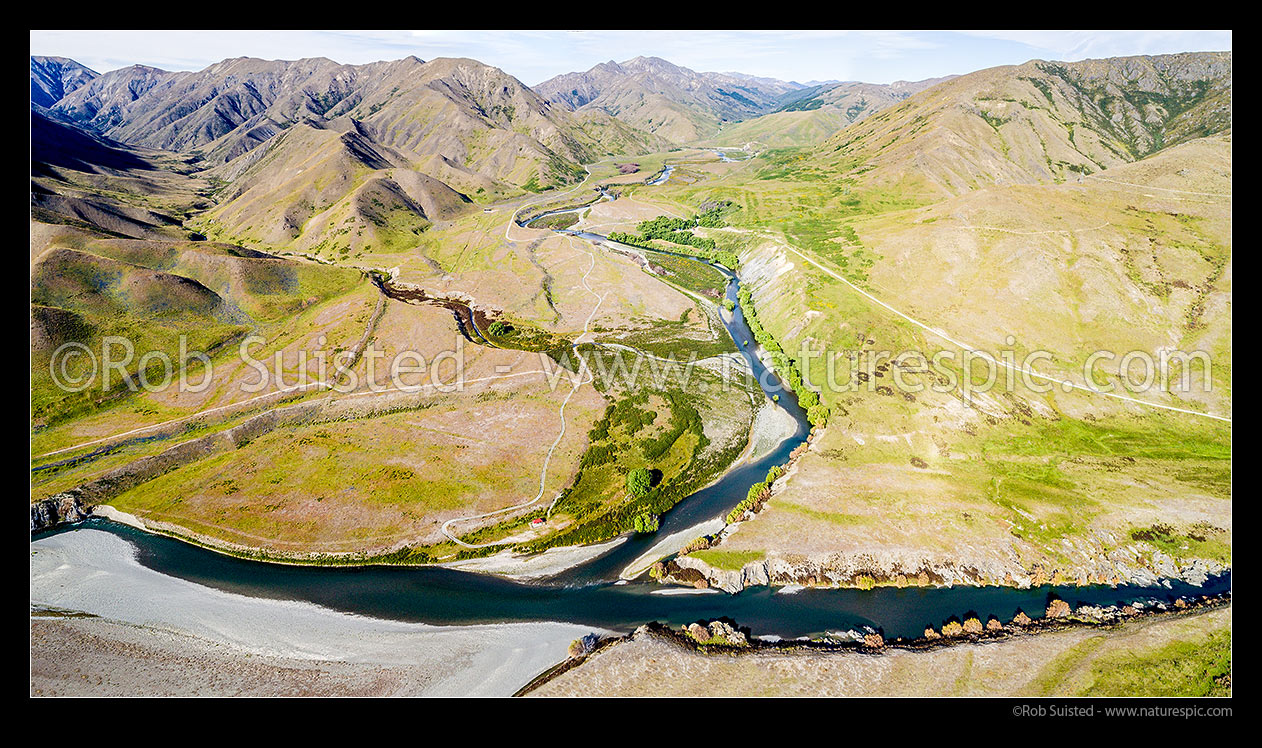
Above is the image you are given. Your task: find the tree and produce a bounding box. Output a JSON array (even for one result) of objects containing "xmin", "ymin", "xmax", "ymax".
[
  {"xmin": 633, "ymin": 513, "xmax": 659, "ymax": 533},
  {"xmin": 626, "ymin": 467, "xmax": 652, "ymax": 497},
  {"xmin": 488, "ymin": 320, "xmax": 512, "ymax": 336}
]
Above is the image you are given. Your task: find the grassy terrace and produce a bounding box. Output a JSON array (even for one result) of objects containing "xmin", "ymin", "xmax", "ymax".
[
  {"xmin": 31, "ymin": 237, "xmax": 372, "ymax": 449},
  {"xmin": 688, "ymin": 548, "xmax": 766, "ymax": 571},
  {"xmin": 596, "ymin": 313, "xmax": 734, "ymax": 361},
  {"xmin": 522, "ymin": 355, "xmax": 756, "ymax": 551},
  {"xmin": 526, "ymin": 211, "xmax": 583, "ymax": 230},
  {"xmin": 643, "ymin": 251, "xmax": 728, "ymax": 299},
  {"xmin": 99, "ymin": 381, "xmax": 605, "ymax": 561}
]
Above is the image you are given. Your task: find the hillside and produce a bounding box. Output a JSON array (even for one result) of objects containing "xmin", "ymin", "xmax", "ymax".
[
  {"xmin": 28, "ymin": 53, "xmax": 750, "ymax": 560},
  {"xmin": 812, "ymin": 52, "xmax": 1232, "ymax": 197},
  {"xmin": 535, "ymin": 56, "xmax": 809, "ymax": 143},
  {"xmin": 30, "ymin": 109, "xmax": 208, "ymax": 240},
  {"xmin": 28, "ymin": 36, "xmax": 1235, "ymax": 702},
  {"xmin": 779, "ymin": 77, "xmax": 954, "ymax": 118},
  {"xmin": 705, "ymin": 77, "xmax": 956, "ymax": 148},
  {"xmin": 29, "ymin": 46, "xmax": 1232, "ymax": 592},
  {"xmin": 195, "ymin": 121, "xmax": 470, "ymax": 258}
]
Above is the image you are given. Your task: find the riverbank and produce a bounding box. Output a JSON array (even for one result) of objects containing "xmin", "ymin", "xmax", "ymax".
[
  {"xmin": 30, "ymin": 528, "xmax": 607, "ymax": 697},
  {"xmin": 440, "ymin": 536, "xmax": 628, "ymax": 579},
  {"xmin": 521, "ymin": 599, "xmax": 1232, "ymax": 697},
  {"xmin": 31, "ymin": 615, "xmax": 441, "ymax": 697},
  {"xmin": 659, "ymin": 544, "xmax": 1229, "ymax": 595},
  {"xmin": 743, "ymin": 401, "xmax": 800, "ymax": 464}
]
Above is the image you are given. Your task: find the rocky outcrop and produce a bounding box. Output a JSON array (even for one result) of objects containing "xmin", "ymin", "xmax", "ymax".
[
  {"xmin": 30, "ymin": 494, "xmax": 88, "ymax": 532},
  {"xmin": 518, "ymin": 593, "xmax": 1231, "ymax": 695},
  {"xmin": 30, "ymin": 56, "xmax": 99, "ymax": 108},
  {"xmin": 681, "ymin": 620, "xmax": 748, "ymax": 647},
  {"xmin": 669, "ymin": 554, "xmax": 768, "ymax": 594}
]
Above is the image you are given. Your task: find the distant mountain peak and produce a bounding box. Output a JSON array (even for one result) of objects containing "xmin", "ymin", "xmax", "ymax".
[
  {"xmin": 30, "ymin": 55, "xmax": 99, "ymax": 107},
  {"xmin": 535, "ymin": 56, "xmax": 807, "ymax": 142}
]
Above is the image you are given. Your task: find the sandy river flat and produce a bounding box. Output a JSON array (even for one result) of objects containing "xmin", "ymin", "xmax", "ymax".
[{"xmin": 31, "ymin": 528, "xmax": 606, "ymax": 696}]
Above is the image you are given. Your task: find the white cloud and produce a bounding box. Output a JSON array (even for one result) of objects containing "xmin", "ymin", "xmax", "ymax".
[{"xmin": 958, "ymin": 30, "xmax": 1231, "ymax": 60}]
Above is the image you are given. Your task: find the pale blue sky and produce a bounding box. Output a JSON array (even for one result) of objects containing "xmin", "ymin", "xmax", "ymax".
[{"xmin": 30, "ymin": 30, "xmax": 1232, "ymax": 85}]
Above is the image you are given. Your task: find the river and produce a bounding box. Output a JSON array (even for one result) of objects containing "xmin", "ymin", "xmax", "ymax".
[{"xmin": 34, "ymin": 519, "xmax": 1227, "ymax": 641}]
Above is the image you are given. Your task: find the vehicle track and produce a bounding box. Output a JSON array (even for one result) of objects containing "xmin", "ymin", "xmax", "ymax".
[
  {"xmin": 779, "ymin": 241, "xmax": 1231, "ymax": 423},
  {"xmin": 440, "ymin": 235, "xmax": 606, "ymax": 547}
]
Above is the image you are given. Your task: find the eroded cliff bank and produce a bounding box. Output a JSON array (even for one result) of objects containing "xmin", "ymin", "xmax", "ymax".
[{"xmin": 658, "ymin": 549, "xmax": 1227, "ymax": 595}]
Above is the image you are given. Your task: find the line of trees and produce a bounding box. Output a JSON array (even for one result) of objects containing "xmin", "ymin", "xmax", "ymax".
[
  {"xmin": 737, "ymin": 285, "xmax": 830, "ymax": 427},
  {"xmin": 608, "ymin": 210, "xmax": 739, "ymax": 270}
]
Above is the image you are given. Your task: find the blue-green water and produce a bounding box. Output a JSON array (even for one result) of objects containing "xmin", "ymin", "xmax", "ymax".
[{"xmin": 42, "ymin": 520, "xmax": 1229, "ymax": 640}]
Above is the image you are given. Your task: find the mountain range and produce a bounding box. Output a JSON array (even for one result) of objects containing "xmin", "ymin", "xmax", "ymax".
[
  {"xmin": 30, "ymin": 51, "xmax": 949, "ymax": 250},
  {"xmin": 45, "ymin": 55, "xmax": 606, "ymax": 191},
  {"xmin": 534, "ymin": 56, "xmax": 956, "ymax": 144},
  {"xmin": 32, "ymin": 50, "xmax": 1233, "ymax": 250},
  {"xmin": 703, "ymin": 75, "xmax": 956, "ymax": 147}
]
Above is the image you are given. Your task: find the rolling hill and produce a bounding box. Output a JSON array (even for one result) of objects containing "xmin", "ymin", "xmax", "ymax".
[
  {"xmin": 650, "ymin": 51, "xmax": 1232, "ymax": 593},
  {"xmin": 195, "ymin": 120, "xmax": 471, "ymax": 257}
]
